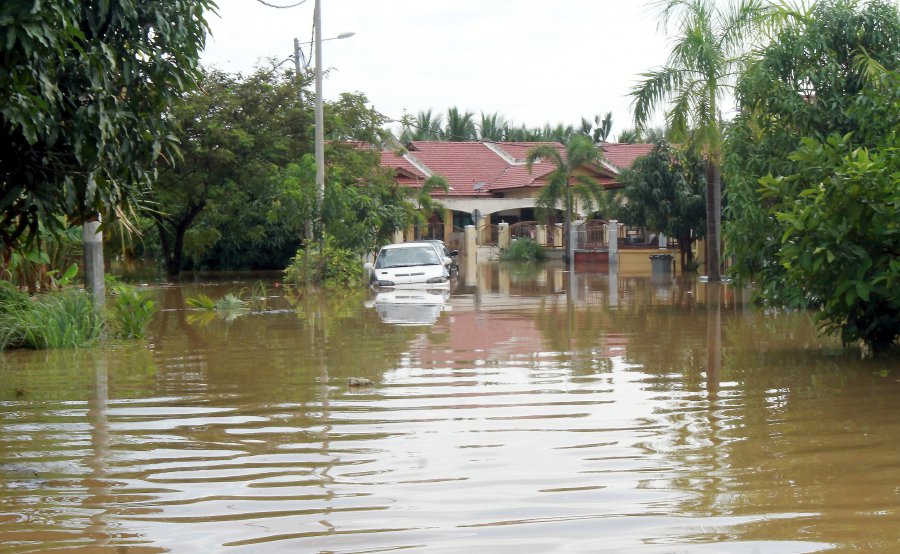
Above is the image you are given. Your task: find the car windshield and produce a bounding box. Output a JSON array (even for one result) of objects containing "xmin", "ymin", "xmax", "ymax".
[{"xmin": 375, "ymin": 246, "xmax": 441, "ymax": 269}]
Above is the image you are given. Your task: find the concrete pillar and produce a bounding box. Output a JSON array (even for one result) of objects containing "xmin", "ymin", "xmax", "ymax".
[
  {"xmin": 443, "ymin": 209, "xmax": 453, "ymax": 243},
  {"xmin": 608, "ymin": 262, "xmax": 618, "ymax": 308},
  {"xmin": 392, "ymin": 229, "xmax": 404, "ymax": 244},
  {"xmin": 498, "ymin": 222, "xmax": 510, "ymax": 249},
  {"xmin": 465, "ymin": 224, "xmax": 477, "ymax": 262},
  {"xmin": 476, "ymin": 213, "xmax": 489, "ymax": 245},
  {"xmin": 572, "ymin": 220, "xmax": 585, "ymax": 250},
  {"xmin": 536, "ymin": 225, "xmax": 547, "ymax": 246},
  {"xmin": 82, "ymin": 218, "xmax": 105, "ymax": 309},
  {"xmin": 659, "ymin": 232, "xmax": 668, "ymax": 249},
  {"xmin": 608, "ymin": 219, "xmax": 618, "ymax": 263},
  {"xmin": 553, "ymin": 224, "xmax": 563, "ymax": 247}
]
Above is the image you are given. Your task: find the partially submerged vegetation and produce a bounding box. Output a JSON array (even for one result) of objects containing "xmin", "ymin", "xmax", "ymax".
[
  {"xmin": 500, "ymin": 238, "xmax": 547, "ymax": 263},
  {"xmin": 0, "ymin": 280, "xmax": 156, "ymax": 351}
]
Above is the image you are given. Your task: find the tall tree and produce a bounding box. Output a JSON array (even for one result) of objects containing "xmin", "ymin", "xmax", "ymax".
[
  {"xmin": 478, "ymin": 112, "xmax": 508, "ymax": 141},
  {"xmin": 399, "ymin": 109, "xmax": 443, "ymax": 142},
  {"xmin": 443, "ymin": 107, "xmax": 477, "ymax": 141},
  {"xmin": 0, "ymin": 0, "xmax": 214, "ymax": 249},
  {"xmin": 631, "ymin": 0, "xmax": 772, "ymax": 281},
  {"xmin": 526, "ymin": 135, "xmax": 606, "ymax": 265},
  {"xmin": 149, "ymin": 67, "xmax": 311, "ymax": 277},
  {"xmin": 725, "ymin": 0, "xmax": 900, "ymax": 355},
  {"xmin": 615, "ymin": 140, "xmax": 706, "ymax": 268}
]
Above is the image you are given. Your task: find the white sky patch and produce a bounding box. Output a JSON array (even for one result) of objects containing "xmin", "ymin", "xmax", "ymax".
[{"xmin": 202, "ymin": 0, "xmax": 673, "ymax": 139}]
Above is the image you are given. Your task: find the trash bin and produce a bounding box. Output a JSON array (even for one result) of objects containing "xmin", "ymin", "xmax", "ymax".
[{"xmin": 649, "ymin": 253, "xmax": 674, "ymax": 274}]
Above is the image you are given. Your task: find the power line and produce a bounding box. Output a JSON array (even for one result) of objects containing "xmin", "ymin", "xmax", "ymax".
[{"xmin": 255, "ymin": 0, "xmax": 307, "ymax": 9}]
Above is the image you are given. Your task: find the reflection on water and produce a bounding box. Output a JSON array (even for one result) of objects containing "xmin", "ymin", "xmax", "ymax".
[
  {"xmin": 2, "ymin": 263, "xmax": 900, "ymax": 552},
  {"xmin": 366, "ymin": 288, "xmax": 450, "ymax": 326}
]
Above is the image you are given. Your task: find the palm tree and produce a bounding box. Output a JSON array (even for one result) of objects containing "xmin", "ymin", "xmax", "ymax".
[
  {"xmin": 526, "ymin": 134, "xmax": 606, "ymax": 266},
  {"xmin": 631, "ymin": 0, "xmax": 772, "ymax": 281},
  {"xmin": 399, "ymin": 109, "xmax": 443, "ymax": 142},
  {"xmin": 415, "ymin": 174, "xmax": 450, "ymax": 238},
  {"xmin": 478, "ymin": 112, "xmax": 508, "ymax": 141},
  {"xmin": 616, "ymin": 128, "xmax": 642, "ymax": 143},
  {"xmin": 593, "ymin": 112, "xmax": 613, "ymax": 143},
  {"xmin": 443, "ymin": 107, "xmax": 477, "ymax": 141}
]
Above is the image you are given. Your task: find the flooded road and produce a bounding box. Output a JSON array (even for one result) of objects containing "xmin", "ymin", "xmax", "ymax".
[{"xmin": 2, "ymin": 263, "xmax": 900, "ymax": 552}]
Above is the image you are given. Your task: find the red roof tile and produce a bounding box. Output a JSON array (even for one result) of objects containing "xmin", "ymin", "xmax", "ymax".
[
  {"xmin": 600, "ymin": 143, "xmax": 654, "ymax": 170},
  {"xmin": 376, "ymin": 140, "xmax": 648, "ymax": 196}
]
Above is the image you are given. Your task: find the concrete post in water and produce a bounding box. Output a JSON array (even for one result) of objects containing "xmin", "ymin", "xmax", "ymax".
[
  {"xmin": 608, "ymin": 219, "xmax": 618, "ymax": 263},
  {"xmin": 82, "ymin": 218, "xmax": 105, "ymax": 308},
  {"xmin": 553, "ymin": 224, "xmax": 563, "ymax": 248},
  {"xmin": 498, "ymin": 222, "xmax": 510, "ymax": 250},
  {"xmin": 659, "ymin": 233, "xmax": 668, "ymax": 249},
  {"xmin": 464, "ymin": 225, "xmax": 478, "ymax": 286},
  {"xmin": 498, "ymin": 262, "xmax": 510, "ymax": 296}
]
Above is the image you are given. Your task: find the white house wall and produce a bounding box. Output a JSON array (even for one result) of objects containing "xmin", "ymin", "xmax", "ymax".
[{"xmin": 438, "ymin": 197, "xmax": 592, "ymax": 218}]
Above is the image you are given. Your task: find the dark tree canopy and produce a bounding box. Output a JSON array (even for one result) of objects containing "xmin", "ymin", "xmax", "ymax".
[
  {"xmin": 0, "ymin": 0, "xmax": 214, "ymax": 248},
  {"xmin": 616, "ymin": 140, "xmax": 706, "ymax": 268}
]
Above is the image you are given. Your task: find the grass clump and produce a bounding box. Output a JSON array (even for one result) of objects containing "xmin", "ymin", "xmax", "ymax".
[
  {"xmin": 0, "ymin": 287, "xmax": 103, "ymax": 350},
  {"xmin": 500, "ymin": 238, "xmax": 546, "ymax": 262},
  {"xmin": 0, "ymin": 281, "xmax": 158, "ymax": 350}
]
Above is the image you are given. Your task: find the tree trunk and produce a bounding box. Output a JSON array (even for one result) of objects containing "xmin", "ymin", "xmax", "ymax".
[
  {"xmin": 155, "ymin": 201, "xmax": 207, "ymax": 281},
  {"xmin": 705, "ymin": 161, "xmax": 722, "ymax": 281}
]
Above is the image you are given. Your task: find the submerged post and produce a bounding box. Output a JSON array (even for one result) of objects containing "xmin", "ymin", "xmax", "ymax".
[
  {"xmin": 608, "ymin": 219, "xmax": 618, "ymax": 264},
  {"xmin": 82, "ymin": 217, "xmax": 105, "ymax": 309}
]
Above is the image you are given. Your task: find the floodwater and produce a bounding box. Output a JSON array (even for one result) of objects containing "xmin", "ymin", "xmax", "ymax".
[{"xmin": 2, "ymin": 262, "xmax": 900, "ymax": 553}]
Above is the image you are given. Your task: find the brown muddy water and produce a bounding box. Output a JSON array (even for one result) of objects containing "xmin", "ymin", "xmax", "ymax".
[{"xmin": 2, "ymin": 263, "xmax": 900, "ymax": 553}]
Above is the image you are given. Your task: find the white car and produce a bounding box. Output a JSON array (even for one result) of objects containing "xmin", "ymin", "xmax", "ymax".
[{"xmin": 364, "ymin": 243, "xmax": 452, "ymax": 288}]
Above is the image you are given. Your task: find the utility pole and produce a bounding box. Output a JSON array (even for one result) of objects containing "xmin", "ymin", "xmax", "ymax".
[
  {"xmin": 314, "ymin": 0, "xmax": 325, "ymax": 237},
  {"xmin": 294, "ymin": 38, "xmax": 313, "ymax": 243}
]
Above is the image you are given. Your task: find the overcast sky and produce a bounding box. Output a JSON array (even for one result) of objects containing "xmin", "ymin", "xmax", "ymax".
[{"xmin": 201, "ymin": 0, "xmax": 673, "ymax": 140}]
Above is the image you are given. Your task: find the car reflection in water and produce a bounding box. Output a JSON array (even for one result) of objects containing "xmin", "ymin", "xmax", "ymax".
[{"xmin": 364, "ymin": 288, "xmax": 451, "ymax": 326}]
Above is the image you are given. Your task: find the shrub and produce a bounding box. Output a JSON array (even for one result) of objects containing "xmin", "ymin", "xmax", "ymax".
[
  {"xmin": 107, "ymin": 285, "xmax": 158, "ymax": 340},
  {"xmin": 284, "ymin": 235, "xmax": 363, "ymax": 288},
  {"xmin": 500, "ymin": 238, "xmax": 546, "ymax": 262}
]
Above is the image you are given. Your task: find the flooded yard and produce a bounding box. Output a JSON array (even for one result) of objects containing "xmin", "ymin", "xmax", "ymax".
[{"xmin": 2, "ymin": 263, "xmax": 900, "ymax": 552}]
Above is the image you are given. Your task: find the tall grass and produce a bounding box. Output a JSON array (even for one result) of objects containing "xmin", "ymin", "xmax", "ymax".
[
  {"xmin": 0, "ymin": 288, "xmax": 103, "ymax": 350},
  {"xmin": 0, "ymin": 282, "xmax": 158, "ymax": 350}
]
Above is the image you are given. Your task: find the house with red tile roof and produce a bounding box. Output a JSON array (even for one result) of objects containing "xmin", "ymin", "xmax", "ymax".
[{"xmin": 378, "ymin": 140, "xmax": 653, "ymax": 245}]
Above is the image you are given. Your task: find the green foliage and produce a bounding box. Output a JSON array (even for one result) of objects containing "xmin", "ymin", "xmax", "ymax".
[
  {"xmin": 185, "ymin": 294, "xmax": 216, "ymax": 310},
  {"xmin": 148, "ymin": 66, "xmax": 407, "ymax": 276},
  {"xmin": 724, "ymin": 0, "xmax": 900, "ymax": 353},
  {"xmin": 2, "ymin": 224, "xmax": 82, "ymax": 292},
  {"xmin": 759, "ymin": 132, "xmax": 899, "ymax": 354},
  {"xmin": 399, "ymin": 108, "xmax": 615, "ymax": 143},
  {"xmin": 0, "ymin": 289, "xmax": 103, "ymax": 350},
  {"xmin": 148, "ymin": 67, "xmax": 312, "ymax": 276},
  {"xmin": 284, "ymin": 235, "xmax": 364, "ymax": 289},
  {"xmin": 0, "ymin": 0, "xmax": 214, "ymax": 249},
  {"xmin": 107, "ymin": 285, "xmax": 157, "ymax": 340},
  {"xmin": 614, "ymin": 140, "xmax": 706, "ymax": 266},
  {"xmin": 500, "ymin": 238, "xmax": 546, "ymax": 262}
]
